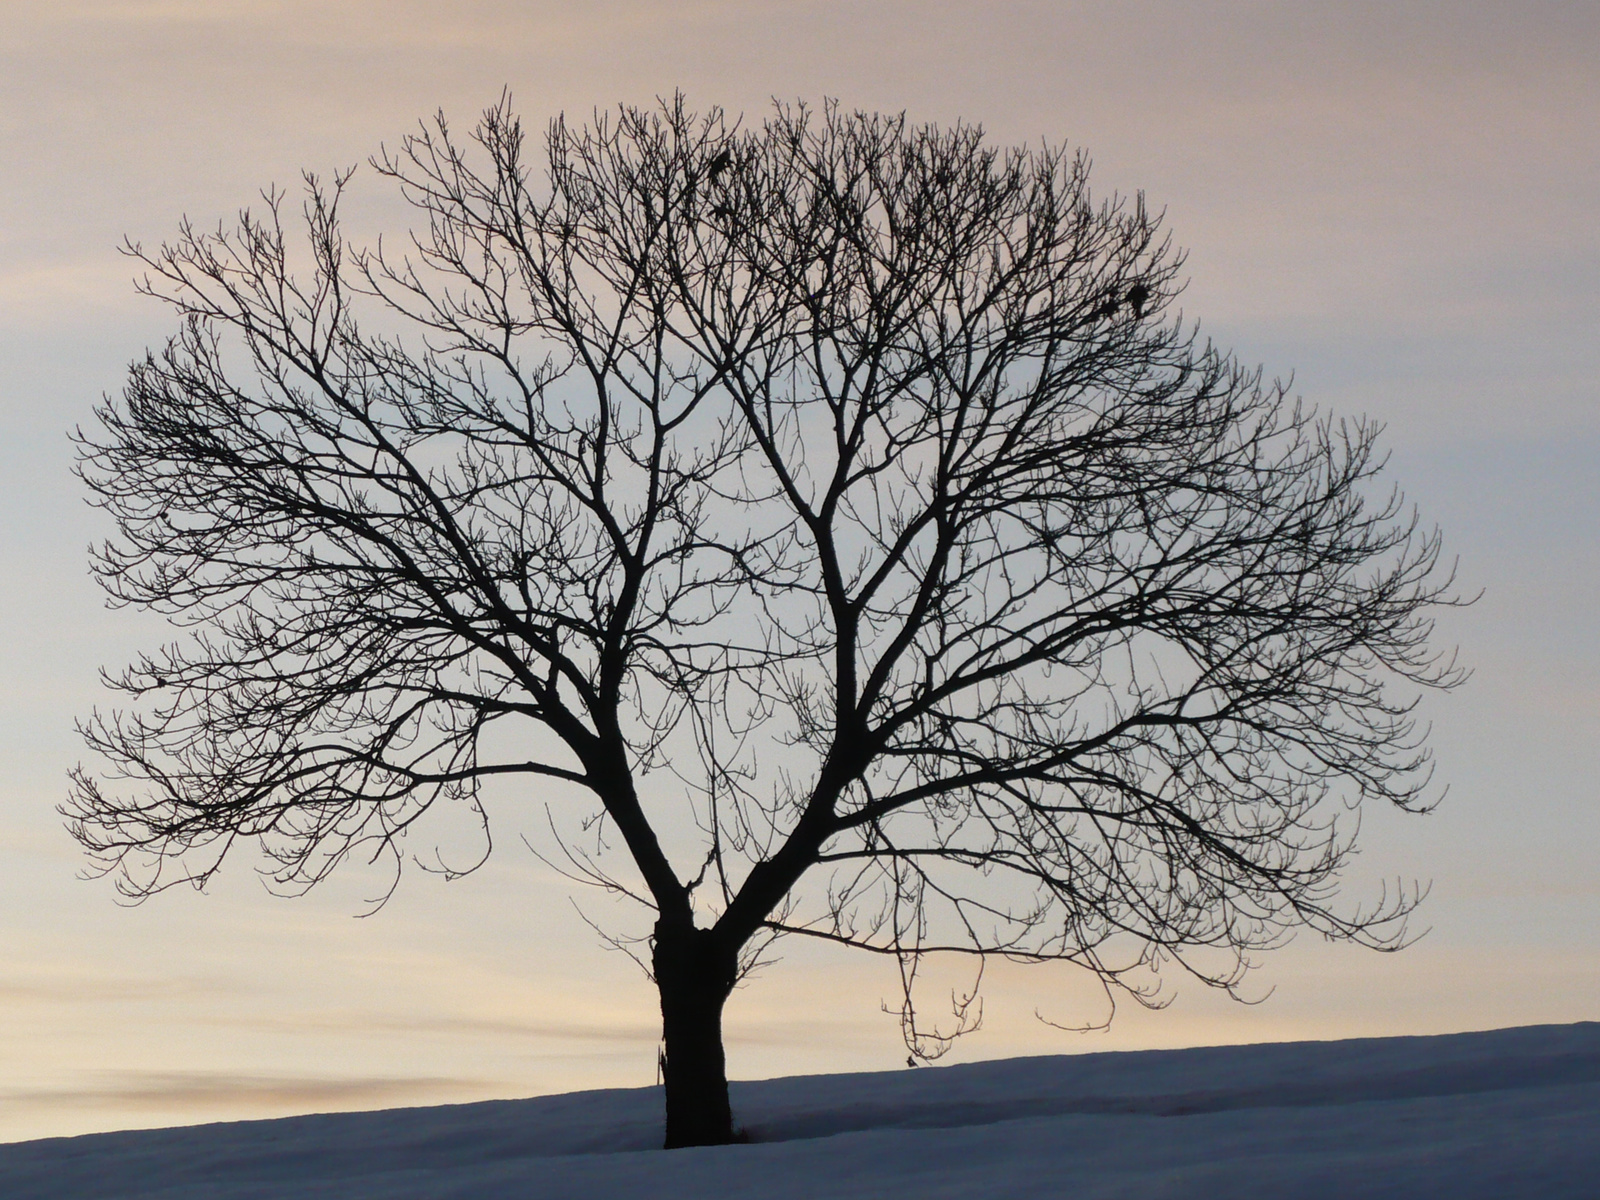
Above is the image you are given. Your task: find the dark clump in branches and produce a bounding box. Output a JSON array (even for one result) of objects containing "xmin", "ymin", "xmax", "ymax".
[{"xmin": 71, "ymin": 96, "xmax": 1463, "ymax": 1148}]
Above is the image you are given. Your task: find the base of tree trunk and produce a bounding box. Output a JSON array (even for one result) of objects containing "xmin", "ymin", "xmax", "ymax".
[{"xmin": 655, "ymin": 923, "xmax": 738, "ymax": 1148}]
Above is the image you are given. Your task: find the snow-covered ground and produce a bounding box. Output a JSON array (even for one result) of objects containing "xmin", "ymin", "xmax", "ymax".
[{"xmin": 3, "ymin": 1022, "xmax": 1595, "ymax": 1199}]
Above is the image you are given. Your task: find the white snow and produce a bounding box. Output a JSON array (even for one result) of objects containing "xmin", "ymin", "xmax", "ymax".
[{"xmin": 2, "ymin": 1022, "xmax": 1595, "ymax": 1198}]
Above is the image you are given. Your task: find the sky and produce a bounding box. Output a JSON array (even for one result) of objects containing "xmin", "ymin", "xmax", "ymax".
[{"xmin": 1, "ymin": 0, "xmax": 1596, "ymax": 1143}]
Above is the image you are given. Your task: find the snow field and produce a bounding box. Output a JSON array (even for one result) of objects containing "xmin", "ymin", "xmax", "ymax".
[{"xmin": 2, "ymin": 1022, "xmax": 1595, "ymax": 1199}]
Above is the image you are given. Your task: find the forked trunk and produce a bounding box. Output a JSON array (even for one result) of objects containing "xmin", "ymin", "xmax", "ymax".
[{"xmin": 654, "ymin": 921, "xmax": 738, "ymax": 1148}]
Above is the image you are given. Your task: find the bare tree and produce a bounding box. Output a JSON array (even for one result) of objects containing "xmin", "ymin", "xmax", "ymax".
[{"xmin": 70, "ymin": 96, "xmax": 1462, "ymax": 1148}]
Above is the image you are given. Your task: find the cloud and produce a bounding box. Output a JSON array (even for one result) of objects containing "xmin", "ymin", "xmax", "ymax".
[
  {"xmin": 0, "ymin": 1071, "xmax": 497, "ymax": 1113},
  {"xmin": 0, "ymin": 260, "xmax": 144, "ymax": 328},
  {"xmin": 0, "ymin": 975, "xmax": 237, "ymax": 1005},
  {"xmin": 192, "ymin": 1007, "xmax": 867, "ymax": 1048},
  {"xmin": 221, "ymin": 1010, "xmax": 664, "ymax": 1043}
]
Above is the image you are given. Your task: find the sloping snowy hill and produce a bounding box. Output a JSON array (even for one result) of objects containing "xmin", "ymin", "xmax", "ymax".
[{"xmin": 3, "ymin": 1023, "xmax": 1596, "ymax": 1199}]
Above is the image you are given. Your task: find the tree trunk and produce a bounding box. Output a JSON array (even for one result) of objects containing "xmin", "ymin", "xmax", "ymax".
[{"xmin": 654, "ymin": 921, "xmax": 738, "ymax": 1148}]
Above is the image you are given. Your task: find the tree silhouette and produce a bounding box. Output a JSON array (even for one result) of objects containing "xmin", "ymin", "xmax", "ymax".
[{"xmin": 70, "ymin": 96, "xmax": 1462, "ymax": 1148}]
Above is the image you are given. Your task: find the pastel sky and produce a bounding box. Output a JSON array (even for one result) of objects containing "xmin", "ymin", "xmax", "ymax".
[{"xmin": 2, "ymin": 0, "xmax": 1595, "ymax": 1143}]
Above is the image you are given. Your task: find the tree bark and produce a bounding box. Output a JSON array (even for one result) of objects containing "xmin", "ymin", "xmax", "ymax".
[{"xmin": 654, "ymin": 920, "xmax": 738, "ymax": 1148}]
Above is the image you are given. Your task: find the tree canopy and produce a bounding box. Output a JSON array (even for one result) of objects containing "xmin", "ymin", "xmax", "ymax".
[{"xmin": 71, "ymin": 96, "xmax": 1462, "ymax": 1146}]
